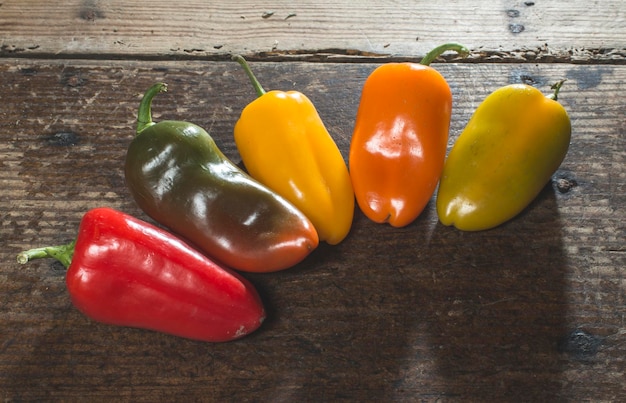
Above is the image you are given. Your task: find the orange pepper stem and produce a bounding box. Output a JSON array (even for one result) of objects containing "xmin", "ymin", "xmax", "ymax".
[
  {"xmin": 420, "ymin": 43, "xmax": 470, "ymax": 66},
  {"xmin": 232, "ymin": 54, "xmax": 266, "ymax": 97},
  {"xmin": 548, "ymin": 79, "xmax": 566, "ymax": 101}
]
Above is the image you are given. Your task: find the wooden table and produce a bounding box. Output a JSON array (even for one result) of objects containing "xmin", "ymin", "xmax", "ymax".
[{"xmin": 1, "ymin": 1, "xmax": 624, "ymax": 401}]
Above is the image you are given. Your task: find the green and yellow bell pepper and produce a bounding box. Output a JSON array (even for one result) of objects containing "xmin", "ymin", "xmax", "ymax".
[{"xmin": 436, "ymin": 81, "xmax": 572, "ymax": 231}]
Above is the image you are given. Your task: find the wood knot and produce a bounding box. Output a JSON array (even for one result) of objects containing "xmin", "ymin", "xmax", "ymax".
[
  {"xmin": 556, "ymin": 177, "xmax": 578, "ymax": 193},
  {"xmin": 47, "ymin": 131, "xmax": 80, "ymax": 147},
  {"xmin": 559, "ymin": 329, "xmax": 602, "ymax": 360}
]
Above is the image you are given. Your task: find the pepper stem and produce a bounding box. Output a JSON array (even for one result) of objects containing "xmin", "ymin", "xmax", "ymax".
[
  {"xmin": 137, "ymin": 82, "xmax": 168, "ymax": 135},
  {"xmin": 420, "ymin": 43, "xmax": 470, "ymax": 66},
  {"xmin": 548, "ymin": 79, "xmax": 566, "ymax": 101},
  {"xmin": 17, "ymin": 240, "xmax": 76, "ymax": 269},
  {"xmin": 232, "ymin": 55, "xmax": 266, "ymax": 97}
]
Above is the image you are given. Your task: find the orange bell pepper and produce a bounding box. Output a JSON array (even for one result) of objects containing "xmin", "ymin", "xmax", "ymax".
[{"xmin": 349, "ymin": 43, "xmax": 468, "ymax": 227}]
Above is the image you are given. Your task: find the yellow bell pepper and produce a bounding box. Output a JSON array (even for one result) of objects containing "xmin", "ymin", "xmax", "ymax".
[
  {"xmin": 231, "ymin": 55, "xmax": 355, "ymax": 245},
  {"xmin": 436, "ymin": 81, "xmax": 571, "ymax": 231}
]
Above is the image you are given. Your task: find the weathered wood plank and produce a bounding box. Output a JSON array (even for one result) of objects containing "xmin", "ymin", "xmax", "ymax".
[
  {"xmin": 0, "ymin": 0, "xmax": 625, "ymax": 62},
  {"xmin": 0, "ymin": 59, "xmax": 624, "ymax": 401}
]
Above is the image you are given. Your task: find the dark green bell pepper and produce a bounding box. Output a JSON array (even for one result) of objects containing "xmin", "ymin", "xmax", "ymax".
[{"xmin": 125, "ymin": 83, "xmax": 319, "ymax": 273}]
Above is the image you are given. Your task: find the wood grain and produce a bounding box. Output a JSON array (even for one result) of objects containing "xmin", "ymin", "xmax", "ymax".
[
  {"xmin": 1, "ymin": 59, "xmax": 624, "ymax": 401},
  {"xmin": 0, "ymin": 0, "xmax": 624, "ymax": 62}
]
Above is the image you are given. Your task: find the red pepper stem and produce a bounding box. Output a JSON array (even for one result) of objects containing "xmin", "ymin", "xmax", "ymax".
[
  {"xmin": 137, "ymin": 82, "xmax": 168, "ymax": 135},
  {"xmin": 232, "ymin": 55, "xmax": 266, "ymax": 97},
  {"xmin": 17, "ymin": 241, "xmax": 75, "ymax": 269},
  {"xmin": 548, "ymin": 79, "xmax": 566, "ymax": 101},
  {"xmin": 420, "ymin": 43, "xmax": 470, "ymax": 66}
]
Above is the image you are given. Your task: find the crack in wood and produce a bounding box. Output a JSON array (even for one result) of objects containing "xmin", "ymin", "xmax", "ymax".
[{"xmin": 1, "ymin": 46, "xmax": 624, "ymax": 64}]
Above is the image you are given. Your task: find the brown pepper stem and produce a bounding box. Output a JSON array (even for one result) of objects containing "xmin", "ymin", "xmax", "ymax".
[{"xmin": 137, "ymin": 82, "xmax": 168, "ymax": 135}]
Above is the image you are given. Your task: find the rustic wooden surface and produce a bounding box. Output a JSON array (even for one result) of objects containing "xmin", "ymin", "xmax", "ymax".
[
  {"xmin": 1, "ymin": 1, "xmax": 625, "ymax": 402},
  {"xmin": 1, "ymin": 0, "xmax": 625, "ymax": 63}
]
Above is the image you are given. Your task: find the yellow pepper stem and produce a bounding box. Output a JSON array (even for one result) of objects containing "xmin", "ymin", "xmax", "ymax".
[
  {"xmin": 548, "ymin": 79, "xmax": 566, "ymax": 101},
  {"xmin": 420, "ymin": 43, "xmax": 470, "ymax": 66},
  {"xmin": 232, "ymin": 55, "xmax": 266, "ymax": 97}
]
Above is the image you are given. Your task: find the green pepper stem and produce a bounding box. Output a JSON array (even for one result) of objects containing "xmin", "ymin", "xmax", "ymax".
[
  {"xmin": 232, "ymin": 54, "xmax": 266, "ymax": 97},
  {"xmin": 17, "ymin": 240, "xmax": 76, "ymax": 269},
  {"xmin": 548, "ymin": 79, "xmax": 566, "ymax": 101},
  {"xmin": 137, "ymin": 82, "xmax": 168, "ymax": 135},
  {"xmin": 420, "ymin": 43, "xmax": 470, "ymax": 66}
]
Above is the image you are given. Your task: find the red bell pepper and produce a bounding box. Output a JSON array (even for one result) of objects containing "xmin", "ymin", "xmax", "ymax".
[{"xmin": 17, "ymin": 207, "xmax": 266, "ymax": 342}]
